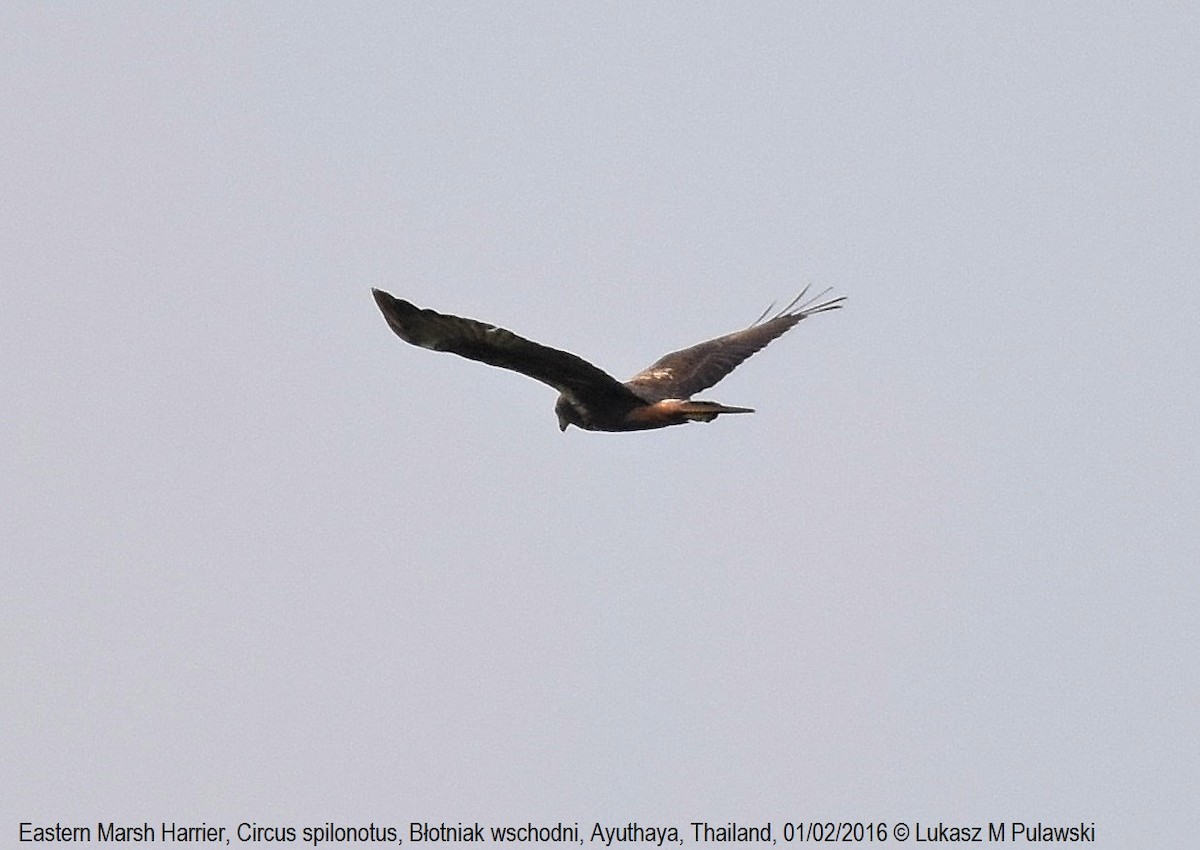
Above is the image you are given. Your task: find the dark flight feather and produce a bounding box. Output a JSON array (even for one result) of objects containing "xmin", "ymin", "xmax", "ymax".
[
  {"xmin": 372, "ymin": 289, "xmax": 643, "ymax": 412},
  {"xmin": 624, "ymin": 286, "xmax": 846, "ymax": 401}
]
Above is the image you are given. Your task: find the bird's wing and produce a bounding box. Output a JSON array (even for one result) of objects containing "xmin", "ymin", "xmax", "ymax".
[
  {"xmin": 625, "ymin": 287, "xmax": 845, "ymax": 401},
  {"xmin": 372, "ymin": 289, "xmax": 644, "ymax": 409}
]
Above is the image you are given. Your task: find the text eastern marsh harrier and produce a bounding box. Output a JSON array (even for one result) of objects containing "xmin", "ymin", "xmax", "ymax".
[{"xmin": 372, "ymin": 288, "xmax": 845, "ymax": 432}]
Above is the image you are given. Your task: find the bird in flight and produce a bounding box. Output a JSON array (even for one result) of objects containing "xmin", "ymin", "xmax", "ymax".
[{"xmin": 372, "ymin": 287, "xmax": 845, "ymax": 432}]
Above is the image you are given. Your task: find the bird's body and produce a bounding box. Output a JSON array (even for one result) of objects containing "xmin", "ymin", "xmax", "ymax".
[{"xmin": 371, "ymin": 288, "xmax": 844, "ymax": 432}]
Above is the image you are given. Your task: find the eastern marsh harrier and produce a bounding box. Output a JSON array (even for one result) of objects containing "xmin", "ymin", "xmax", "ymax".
[{"xmin": 372, "ymin": 287, "xmax": 845, "ymax": 432}]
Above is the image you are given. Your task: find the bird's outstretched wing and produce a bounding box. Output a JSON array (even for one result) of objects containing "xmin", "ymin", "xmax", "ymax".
[
  {"xmin": 625, "ymin": 286, "xmax": 846, "ymax": 401},
  {"xmin": 372, "ymin": 289, "xmax": 644, "ymax": 409}
]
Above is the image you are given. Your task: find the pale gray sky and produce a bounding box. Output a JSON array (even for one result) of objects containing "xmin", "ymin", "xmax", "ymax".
[{"xmin": 4, "ymin": 3, "xmax": 1197, "ymax": 845}]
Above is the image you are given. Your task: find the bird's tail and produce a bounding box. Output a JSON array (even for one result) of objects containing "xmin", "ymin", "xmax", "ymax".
[{"xmin": 679, "ymin": 400, "xmax": 755, "ymax": 422}]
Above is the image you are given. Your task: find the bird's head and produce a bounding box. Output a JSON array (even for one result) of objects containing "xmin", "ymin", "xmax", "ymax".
[{"xmin": 554, "ymin": 395, "xmax": 580, "ymax": 432}]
